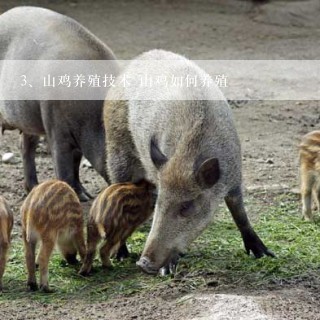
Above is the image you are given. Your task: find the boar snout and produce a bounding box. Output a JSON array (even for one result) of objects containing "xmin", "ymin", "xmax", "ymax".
[
  {"xmin": 136, "ymin": 256, "xmax": 159, "ymax": 274},
  {"xmin": 137, "ymin": 245, "xmax": 180, "ymax": 275},
  {"xmin": 137, "ymin": 252, "xmax": 181, "ymax": 275}
]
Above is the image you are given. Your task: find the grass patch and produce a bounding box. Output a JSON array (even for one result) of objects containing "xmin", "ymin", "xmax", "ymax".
[
  {"xmin": 184, "ymin": 194, "xmax": 320, "ymax": 286},
  {"xmin": 1, "ymin": 193, "xmax": 320, "ymax": 303}
]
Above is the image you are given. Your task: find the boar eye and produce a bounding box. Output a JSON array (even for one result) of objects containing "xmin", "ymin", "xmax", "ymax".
[{"xmin": 179, "ymin": 200, "xmax": 194, "ymax": 217}]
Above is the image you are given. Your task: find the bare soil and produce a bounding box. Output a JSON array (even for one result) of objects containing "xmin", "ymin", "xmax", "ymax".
[{"xmin": 1, "ymin": 0, "xmax": 320, "ymax": 319}]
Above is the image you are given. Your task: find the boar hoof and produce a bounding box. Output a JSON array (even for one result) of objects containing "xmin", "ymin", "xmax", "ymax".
[
  {"xmin": 116, "ymin": 244, "xmax": 130, "ymax": 261},
  {"xmin": 101, "ymin": 264, "xmax": 114, "ymax": 270},
  {"xmin": 242, "ymin": 229, "xmax": 275, "ymax": 258},
  {"xmin": 78, "ymin": 268, "xmax": 90, "ymax": 277},
  {"xmin": 27, "ymin": 282, "xmax": 38, "ymax": 292},
  {"xmin": 39, "ymin": 285, "xmax": 54, "ymax": 294},
  {"xmin": 65, "ymin": 254, "xmax": 79, "ymax": 266}
]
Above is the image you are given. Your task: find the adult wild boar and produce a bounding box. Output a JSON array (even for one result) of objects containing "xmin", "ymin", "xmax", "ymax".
[
  {"xmin": 104, "ymin": 50, "xmax": 274, "ymax": 273},
  {"xmin": 0, "ymin": 7, "xmax": 118, "ymax": 201}
]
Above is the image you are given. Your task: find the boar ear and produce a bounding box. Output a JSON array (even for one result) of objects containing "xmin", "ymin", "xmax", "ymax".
[
  {"xmin": 150, "ymin": 136, "xmax": 168, "ymax": 169},
  {"xmin": 195, "ymin": 157, "xmax": 220, "ymax": 189}
]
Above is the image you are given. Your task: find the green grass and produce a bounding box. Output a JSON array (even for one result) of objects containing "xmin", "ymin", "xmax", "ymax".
[
  {"xmin": 183, "ymin": 195, "xmax": 320, "ymax": 287},
  {"xmin": 1, "ymin": 193, "xmax": 320, "ymax": 303}
]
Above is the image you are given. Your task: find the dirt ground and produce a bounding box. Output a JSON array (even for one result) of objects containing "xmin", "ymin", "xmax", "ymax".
[{"xmin": 1, "ymin": 0, "xmax": 320, "ymax": 319}]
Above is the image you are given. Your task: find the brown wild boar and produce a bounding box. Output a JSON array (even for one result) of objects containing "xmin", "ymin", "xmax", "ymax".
[
  {"xmin": 0, "ymin": 196, "xmax": 14, "ymax": 291},
  {"xmin": 299, "ymin": 130, "xmax": 320, "ymax": 221},
  {"xmin": 79, "ymin": 180, "xmax": 155, "ymax": 276},
  {"xmin": 21, "ymin": 180, "xmax": 86, "ymax": 292},
  {"xmin": 104, "ymin": 49, "xmax": 274, "ymax": 275}
]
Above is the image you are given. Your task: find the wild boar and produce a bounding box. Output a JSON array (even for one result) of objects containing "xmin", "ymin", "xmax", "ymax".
[
  {"xmin": 0, "ymin": 7, "xmax": 119, "ymax": 201},
  {"xmin": 299, "ymin": 130, "xmax": 320, "ymax": 221},
  {"xmin": 79, "ymin": 179, "xmax": 155, "ymax": 276},
  {"xmin": 103, "ymin": 49, "xmax": 274, "ymax": 274},
  {"xmin": 0, "ymin": 196, "xmax": 14, "ymax": 291},
  {"xmin": 21, "ymin": 179, "xmax": 86, "ymax": 292}
]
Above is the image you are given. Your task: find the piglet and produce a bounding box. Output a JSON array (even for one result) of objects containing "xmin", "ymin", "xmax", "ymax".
[
  {"xmin": 79, "ymin": 180, "xmax": 155, "ymax": 276},
  {"xmin": 300, "ymin": 130, "xmax": 320, "ymax": 221},
  {"xmin": 21, "ymin": 179, "xmax": 86, "ymax": 292}
]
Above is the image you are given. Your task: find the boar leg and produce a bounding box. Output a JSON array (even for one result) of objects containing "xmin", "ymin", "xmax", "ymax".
[
  {"xmin": 21, "ymin": 133, "xmax": 39, "ymax": 192},
  {"xmin": 73, "ymin": 149, "xmax": 93, "ymax": 200},
  {"xmin": 314, "ymin": 183, "xmax": 320, "ymax": 217},
  {"xmin": 73, "ymin": 226, "xmax": 86, "ymax": 263},
  {"xmin": 0, "ymin": 242, "xmax": 9, "ymax": 291},
  {"xmin": 107, "ymin": 144, "xmax": 144, "ymax": 260},
  {"xmin": 301, "ymin": 170, "xmax": 314, "ymax": 221},
  {"xmin": 42, "ymin": 114, "xmax": 89, "ymax": 202},
  {"xmin": 23, "ymin": 231, "xmax": 38, "ymax": 291},
  {"xmin": 79, "ymin": 222, "xmax": 100, "ymax": 276},
  {"xmin": 50, "ymin": 138, "xmax": 88, "ymax": 202},
  {"xmin": 100, "ymin": 241, "xmax": 116, "ymax": 269},
  {"xmin": 225, "ymin": 186, "xmax": 275, "ymax": 258},
  {"xmin": 38, "ymin": 237, "xmax": 55, "ymax": 293}
]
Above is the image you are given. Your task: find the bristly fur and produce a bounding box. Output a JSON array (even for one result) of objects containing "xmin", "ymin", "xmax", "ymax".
[
  {"xmin": 79, "ymin": 179, "xmax": 155, "ymax": 276},
  {"xmin": 299, "ymin": 130, "xmax": 320, "ymax": 221},
  {"xmin": 21, "ymin": 179, "xmax": 86, "ymax": 292}
]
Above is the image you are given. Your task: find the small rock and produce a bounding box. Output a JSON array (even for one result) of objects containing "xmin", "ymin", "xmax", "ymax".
[
  {"xmin": 81, "ymin": 158, "xmax": 92, "ymax": 168},
  {"xmin": 2, "ymin": 152, "xmax": 15, "ymax": 164},
  {"xmin": 266, "ymin": 158, "xmax": 274, "ymax": 164}
]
